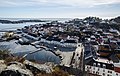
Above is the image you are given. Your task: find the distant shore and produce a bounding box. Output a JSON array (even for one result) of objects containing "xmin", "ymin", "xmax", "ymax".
[{"xmin": 0, "ymin": 19, "xmax": 47, "ymax": 24}]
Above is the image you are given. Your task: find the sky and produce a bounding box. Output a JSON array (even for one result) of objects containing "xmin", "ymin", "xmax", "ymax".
[{"xmin": 0, "ymin": 0, "xmax": 120, "ymax": 18}]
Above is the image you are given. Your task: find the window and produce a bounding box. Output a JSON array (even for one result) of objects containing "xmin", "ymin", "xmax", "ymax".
[
  {"xmin": 96, "ymin": 72, "xmax": 99, "ymax": 74},
  {"xmin": 98, "ymin": 63, "xmax": 101, "ymax": 67},
  {"xmin": 116, "ymin": 73, "xmax": 118, "ymax": 76},
  {"xmin": 98, "ymin": 68, "xmax": 99, "ymax": 71},
  {"xmin": 103, "ymin": 69, "xmax": 105, "ymax": 72},
  {"xmin": 108, "ymin": 70, "xmax": 112, "ymax": 73},
  {"xmin": 90, "ymin": 66, "xmax": 91, "ymax": 69},
  {"xmin": 103, "ymin": 64, "xmax": 106, "ymax": 68},
  {"xmin": 87, "ymin": 69, "xmax": 89, "ymax": 72},
  {"xmin": 107, "ymin": 75, "xmax": 112, "ymax": 76},
  {"xmin": 93, "ymin": 63, "xmax": 96, "ymax": 66},
  {"xmin": 103, "ymin": 73, "xmax": 105, "ymax": 76}
]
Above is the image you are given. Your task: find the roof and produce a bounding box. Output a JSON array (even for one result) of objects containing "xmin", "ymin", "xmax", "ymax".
[
  {"xmin": 64, "ymin": 40, "xmax": 77, "ymax": 43},
  {"xmin": 114, "ymin": 62, "xmax": 120, "ymax": 67},
  {"xmin": 93, "ymin": 57, "xmax": 113, "ymax": 64}
]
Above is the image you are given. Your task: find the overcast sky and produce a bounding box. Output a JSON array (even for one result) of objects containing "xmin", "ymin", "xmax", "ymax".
[{"xmin": 0, "ymin": 0, "xmax": 120, "ymax": 18}]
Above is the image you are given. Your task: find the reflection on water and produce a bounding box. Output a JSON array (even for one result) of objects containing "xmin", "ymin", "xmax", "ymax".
[{"xmin": 0, "ymin": 40, "xmax": 61, "ymax": 64}]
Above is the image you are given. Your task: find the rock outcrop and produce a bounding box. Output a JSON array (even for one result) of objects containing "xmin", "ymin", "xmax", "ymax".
[{"xmin": 0, "ymin": 60, "xmax": 53, "ymax": 76}]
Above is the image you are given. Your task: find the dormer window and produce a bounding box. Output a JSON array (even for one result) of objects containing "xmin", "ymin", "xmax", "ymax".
[
  {"xmin": 98, "ymin": 63, "xmax": 100, "ymax": 67},
  {"xmin": 78, "ymin": 45, "xmax": 80, "ymax": 47},
  {"xmin": 93, "ymin": 63, "xmax": 96, "ymax": 66},
  {"xmin": 103, "ymin": 64, "xmax": 106, "ymax": 68}
]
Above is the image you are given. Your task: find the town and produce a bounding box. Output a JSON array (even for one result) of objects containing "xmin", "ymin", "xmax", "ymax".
[{"xmin": 0, "ymin": 16, "xmax": 120, "ymax": 76}]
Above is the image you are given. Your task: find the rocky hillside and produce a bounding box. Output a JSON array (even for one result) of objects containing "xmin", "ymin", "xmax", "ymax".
[
  {"xmin": 0, "ymin": 58, "xmax": 70, "ymax": 76},
  {"xmin": 0, "ymin": 50, "xmax": 70, "ymax": 76}
]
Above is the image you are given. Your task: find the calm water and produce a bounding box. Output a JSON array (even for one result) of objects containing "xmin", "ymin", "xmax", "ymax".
[
  {"xmin": 0, "ymin": 22, "xmax": 46, "ymax": 30},
  {"xmin": 0, "ymin": 18, "xmax": 71, "ymax": 30},
  {"xmin": 0, "ymin": 18, "xmax": 71, "ymax": 21}
]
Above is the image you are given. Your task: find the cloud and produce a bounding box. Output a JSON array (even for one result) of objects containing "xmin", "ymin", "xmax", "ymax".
[{"xmin": 0, "ymin": 0, "xmax": 120, "ymax": 7}]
